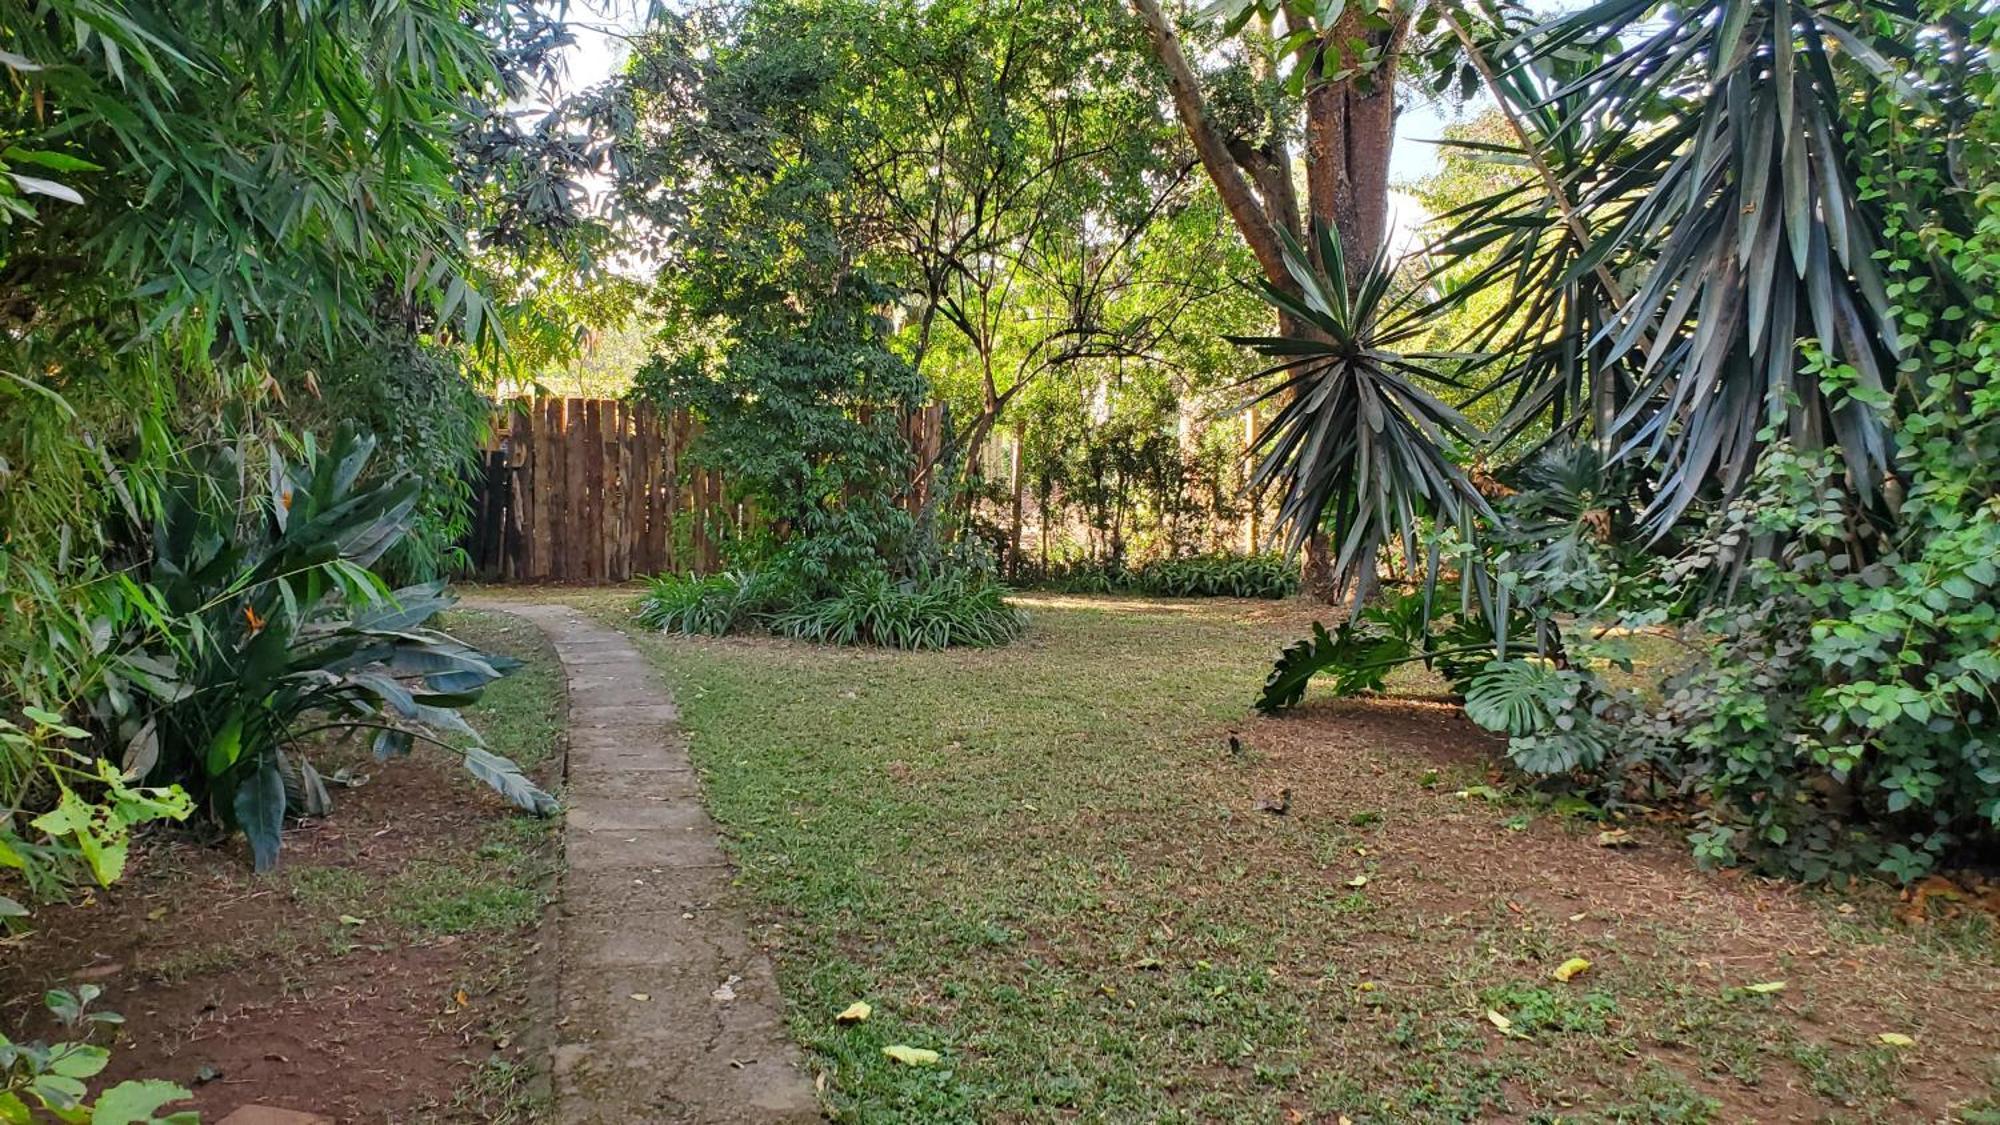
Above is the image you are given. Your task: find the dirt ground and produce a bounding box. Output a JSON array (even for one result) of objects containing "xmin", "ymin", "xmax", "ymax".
[
  {"xmin": 0, "ymin": 611, "xmax": 563, "ymax": 1123},
  {"xmin": 1240, "ymin": 697, "xmax": 2000, "ymax": 1122}
]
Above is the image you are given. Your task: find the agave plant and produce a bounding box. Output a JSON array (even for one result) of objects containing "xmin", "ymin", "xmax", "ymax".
[
  {"xmin": 93, "ymin": 429, "xmax": 554, "ymax": 870},
  {"xmin": 1231, "ymin": 225, "xmax": 1495, "ymax": 604}
]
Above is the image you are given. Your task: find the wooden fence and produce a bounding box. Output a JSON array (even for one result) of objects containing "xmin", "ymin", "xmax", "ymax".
[{"xmin": 462, "ymin": 397, "xmax": 947, "ymax": 584}]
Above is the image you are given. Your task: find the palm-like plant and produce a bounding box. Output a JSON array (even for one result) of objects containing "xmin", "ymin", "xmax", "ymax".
[
  {"xmin": 1441, "ymin": 0, "xmax": 1911, "ymax": 532},
  {"xmin": 1232, "ymin": 226, "xmax": 1495, "ymax": 602}
]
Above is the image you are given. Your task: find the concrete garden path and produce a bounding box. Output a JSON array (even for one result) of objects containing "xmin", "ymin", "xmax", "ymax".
[{"xmin": 469, "ymin": 599, "xmax": 821, "ymax": 1124}]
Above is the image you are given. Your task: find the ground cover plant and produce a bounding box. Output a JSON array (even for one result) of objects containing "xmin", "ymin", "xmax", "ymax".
[
  {"xmin": 0, "ymin": 609, "xmax": 563, "ymax": 1121},
  {"xmin": 639, "ymin": 566, "xmax": 1027, "ymax": 651},
  {"xmin": 1031, "ymin": 552, "xmax": 1299, "ymax": 599},
  {"xmin": 556, "ymin": 586, "xmax": 2000, "ymax": 1123}
]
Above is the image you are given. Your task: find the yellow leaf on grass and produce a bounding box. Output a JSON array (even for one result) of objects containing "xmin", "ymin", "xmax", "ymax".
[
  {"xmin": 882, "ymin": 1045, "xmax": 941, "ymax": 1066},
  {"xmin": 1346, "ymin": 874, "xmax": 1369, "ymax": 888},
  {"xmin": 1743, "ymin": 980, "xmax": 1786, "ymax": 994},
  {"xmin": 1878, "ymin": 1032, "xmax": 1916, "ymax": 1047},
  {"xmin": 1552, "ymin": 957, "xmax": 1592, "ymax": 982},
  {"xmin": 835, "ymin": 1001, "xmax": 872, "ymax": 1025},
  {"xmin": 339, "ymin": 915, "xmax": 366, "ymax": 926},
  {"xmin": 1485, "ymin": 1009, "xmax": 1512, "ymax": 1032}
]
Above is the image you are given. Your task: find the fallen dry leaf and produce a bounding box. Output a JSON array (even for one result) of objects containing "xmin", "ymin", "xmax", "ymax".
[
  {"xmin": 1897, "ymin": 875, "xmax": 1965, "ymax": 926},
  {"xmin": 1743, "ymin": 980, "xmax": 1786, "ymax": 994},
  {"xmin": 1551, "ymin": 957, "xmax": 1592, "ymax": 983},
  {"xmin": 1878, "ymin": 1032, "xmax": 1917, "ymax": 1048},
  {"xmin": 835, "ymin": 1001, "xmax": 872, "ymax": 1025},
  {"xmin": 882, "ymin": 1044, "xmax": 941, "ymax": 1066},
  {"xmin": 1485, "ymin": 1009, "xmax": 1512, "ymax": 1032}
]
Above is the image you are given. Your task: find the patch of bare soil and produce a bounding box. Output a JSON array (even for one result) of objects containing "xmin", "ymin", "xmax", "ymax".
[
  {"xmin": 1236, "ymin": 697, "xmax": 2000, "ymax": 1122},
  {"xmin": 0, "ymin": 627, "xmax": 561, "ymax": 1123}
]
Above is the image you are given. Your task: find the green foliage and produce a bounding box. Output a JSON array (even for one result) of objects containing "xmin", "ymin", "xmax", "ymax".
[
  {"xmin": 104, "ymin": 429, "xmax": 553, "ymax": 871},
  {"xmin": 639, "ymin": 565, "xmax": 1025, "ymax": 651},
  {"xmin": 292, "ymin": 342, "xmax": 490, "ymax": 584},
  {"xmin": 1245, "ymin": 0, "xmax": 2000, "ymax": 885},
  {"xmin": 21, "ymin": 762, "xmax": 192, "ymax": 891},
  {"xmin": 621, "ymin": 4, "xmax": 934, "ymax": 582},
  {"xmin": 1462, "ymin": 660, "xmax": 1615, "ymax": 776},
  {"xmin": 0, "ymin": 0, "xmax": 579, "ymax": 895},
  {"xmin": 1129, "ymin": 554, "xmax": 1298, "ymax": 599},
  {"xmin": 1255, "ymin": 586, "xmax": 1513, "ymax": 714},
  {"xmin": 1033, "ymin": 553, "xmax": 1297, "ymax": 599},
  {"xmin": 635, "ymin": 571, "xmax": 787, "ymax": 637},
  {"xmin": 767, "ymin": 570, "xmax": 1026, "ymax": 651},
  {"xmin": 0, "ymin": 986, "xmax": 195, "ymax": 1123},
  {"xmin": 1233, "ymin": 226, "xmax": 1492, "ymax": 600}
]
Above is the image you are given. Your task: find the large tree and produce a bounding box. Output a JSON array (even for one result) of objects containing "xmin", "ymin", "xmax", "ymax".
[{"xmin": 1128, "ymin": 0, "xmax": 1438, "ymax": 596}]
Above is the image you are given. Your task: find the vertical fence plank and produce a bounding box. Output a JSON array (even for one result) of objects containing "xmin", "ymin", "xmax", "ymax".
[
  {"xmin": 558, "ymin": 399, "xmax": 581, "ymax": 581},
  {"xmin": 616, "ymin": 398, "xmax": 632, "ymax": 576},
  {"xmin": 517, "ymin": 401, "xmax": 534, "ymax": 580},
  {"xmin": 637, "ymin": 405, "xmax": 660, "ymax": 575},
  {"xmin": 535, "ymin": 398, "xmax": 559, "ymax": 580}
]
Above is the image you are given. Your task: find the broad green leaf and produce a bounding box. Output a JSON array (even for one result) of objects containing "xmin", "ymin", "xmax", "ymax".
[
  {"xmin": 462, "ymin": 747, "xmax": 557, "ymax": 817},
  {"xmin": 47, "ymin": 1044, "xmax": 109, "ymax": 1079},
  {"xmin": 88, "ymin": 1079, "xmax": 194, "ymax": 1125},
  {"xmin": 234, "ymin": 759, "xmax": 286, "ymax": 872},
  {"xmin": 204, "ymin": 715, "xmax": 245, "ymax": 777}
]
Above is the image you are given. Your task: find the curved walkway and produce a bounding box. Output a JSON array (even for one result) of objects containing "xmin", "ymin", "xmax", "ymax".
[{"xmin": 471, "ymin": 599, "xmax": 820, "ymax": 1124}]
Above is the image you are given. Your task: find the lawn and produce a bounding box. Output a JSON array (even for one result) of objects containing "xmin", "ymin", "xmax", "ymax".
[{"xmin": 543, "ymin": 589, "xmax": 2000, "ymax": 1123}]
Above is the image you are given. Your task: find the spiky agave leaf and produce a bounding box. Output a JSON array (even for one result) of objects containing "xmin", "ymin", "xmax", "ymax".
[
  {"xmin": 1231, "ymin": 225, "xmax": 1495, "ymax": 605},
  {"xmin": 1455, "ymin": 0, "xmax": 1909, "ymax": 534}
]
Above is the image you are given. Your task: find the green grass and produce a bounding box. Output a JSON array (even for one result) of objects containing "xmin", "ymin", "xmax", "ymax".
[
  {"xmin": 554, "ymin": 589, "xmax": 1998, "ymax": 1123},
  {"xmin": 444, "ymin": 609, "xmax": 566, "ymax": 770}
]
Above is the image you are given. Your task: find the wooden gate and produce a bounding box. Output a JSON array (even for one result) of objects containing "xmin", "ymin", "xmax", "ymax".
[{"xmin": 463, "ymin": 397, "xmax": 947, "ymax": 584}]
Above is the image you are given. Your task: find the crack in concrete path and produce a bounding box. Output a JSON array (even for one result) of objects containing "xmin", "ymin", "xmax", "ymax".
[{"xmin": 471, "ymin": 600, "xmax": 822, "ymax": 1124}]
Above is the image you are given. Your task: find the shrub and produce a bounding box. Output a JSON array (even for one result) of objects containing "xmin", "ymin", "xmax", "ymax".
[
  {"xmin": 635, "ymin": 568, "xmax": 799, "ymax": 636},
  {"xmin": 638, "ymin": 562, "xmax": 1025, "ymax": 651},
  {"xmin": 96, "ymin": 429, "xmax": 555, "ymax": 871},
  {"xmin": 1030, "ymin": 552, "xmax": 1298, "ymax": 599},
  {"xmin": 293, "ymin": 341, "xmax": 488, "ymax": 584},
  {"xmin": 767, "ymin": 570, "xmax": 1026, "ymax": 650},
  {"xmin": 0, "ymin": 985, "xmax": 195, "ymax": 1122},
  {"xmin": 1127, "ymin": 553, "xmax": 1299, "ymax": 599}
]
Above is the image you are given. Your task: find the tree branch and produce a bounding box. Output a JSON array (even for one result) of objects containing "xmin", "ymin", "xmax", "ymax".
[{"xmin": 1129, "ymin": 0, "xmax": 1294, "ymax": 292}]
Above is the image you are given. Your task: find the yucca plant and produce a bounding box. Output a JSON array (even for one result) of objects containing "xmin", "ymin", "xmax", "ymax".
[
  {"xmin": 1441, "ymin": 0, "xmax": 1910, "ymax": 533},
  {"xmin": 1231, "ymin": 225, "xmax": 1496, "ymax": 605}
]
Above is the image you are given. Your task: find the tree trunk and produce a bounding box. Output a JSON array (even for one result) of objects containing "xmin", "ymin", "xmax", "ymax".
[
  {"xmin": 1132, "ymin": 0, "xmax": 1400, "ymax": 604},
  {"xmin": 1303, "ymin": 18, "xmax": 1398, "ymax": 282},
  {"xmin": 1007, "ymin": 423, "xmax": 1026, "ymax": 578},
  {"xmin": 1298, "ymin": 14, "xmax": 1402, "ymax": 599}
]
